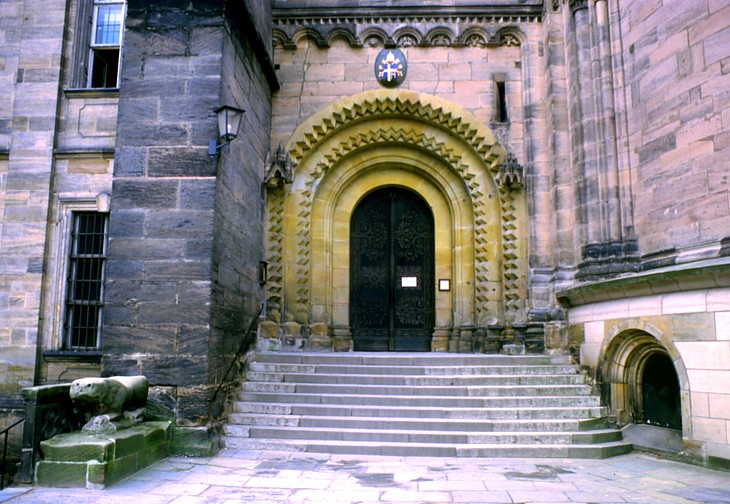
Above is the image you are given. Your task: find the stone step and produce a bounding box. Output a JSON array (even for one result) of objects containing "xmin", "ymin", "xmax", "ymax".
[
  {"xmin": 233, "ymin": 398, "xmax": 603, "ymax": 421},
  {"xmin": 241, "ymin": 381, "xmax": 592, "ymax": 396},
  {"xmin": 241, "ymin": 375, "xmax": 590, "ymax": 396},
  {"xmin": 223, "ymin": 437, "xmax": 633, "ymax": 459},
  {"xmin": 244, "ymin": 371, "xmax": 587, "ymax": 387},
  {"xmin": 236, "ymin": 392, "xmax": 601, "ymax": 408},
  {"xmin": 247, "ymin": 363, "xmax": 581, "ymax": 376},
  {"xmin": 232, "ymin": 401, "xmax": 608, "ymax": 419},
  {"xmin": 224, "ymin": 424, "xmax": 624, "ymax": 445},
  {"xmin": 252, "ymin": 352, "xmax": 572, "ymax": 366},
  {"xmin": 225, "ymin": 351, "xmax": 628, "ymax": 460},
  {"xmin": 227, "ymin": 413, "xmax": 610, "ymax": 432}
]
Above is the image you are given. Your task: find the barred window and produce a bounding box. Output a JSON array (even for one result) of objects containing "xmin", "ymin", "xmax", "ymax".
[
  {"xmin": 63, "ymin": 212, "xmax": 108, "ymax": 350},
  {"xmin": 88, "ymin": 0, "xmax": 125, "ymax": 88}
]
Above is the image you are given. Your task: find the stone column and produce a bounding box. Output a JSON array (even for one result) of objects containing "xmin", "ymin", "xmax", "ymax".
[
  {"xmin": 566, "ymin": 0, "xmax": 638, "ymax": 279},
  {"xmin": 571, "ymin": 0, "xmax": 602, "ymax": 248}
]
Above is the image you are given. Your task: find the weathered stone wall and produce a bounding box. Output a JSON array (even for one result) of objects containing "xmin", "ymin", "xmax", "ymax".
[
  {"xmin": 103, "ymin": 1, "xmax": 224, "ymax": 429},
  {"xmin": 539, "ymin": 5, "xmax": 575, "ymax": 290},
  {"xmin": 0, "ymin": 0, "xmax": 67, "ymax": 400},
  {"xmin": 617, "ymin": 0, "xmax": 730, "ymax": 260},
  {"xmin": 0, "ymin": 0, "xmax": 22, "ymax": 152},
  {"xmin": 563, "ymin": 0, "xmax": 730, "ymax": 465},
  {"xmin": 102, "ymin": 1, "xmax": 273, "ymax": 453},
  {"xmin": 208, "ymin": 10, "xmax": 273, "ymax": 418},
  {"xmin": 35, "ymin": 0, "xmax": 119, "ymax": 384},
  {"xmin": 271, "ymin": 39, "xmax": 531, "ymax": 152}
]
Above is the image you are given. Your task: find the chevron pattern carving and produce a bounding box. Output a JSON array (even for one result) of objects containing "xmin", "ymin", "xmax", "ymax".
[
  {"xmin": 500, "ymin": 186, "xmax": 522, "ymax": 318},
  {"xmin": 265, "ymin": 187, "xmax": 285, "ymax": 318},
  {"xmin": 275, "ymin": 91, "xmax": 524, "ymax": 328},
  {"xmin": 288, "ymin": 91, "xmax": 503, "ymax": 169}
]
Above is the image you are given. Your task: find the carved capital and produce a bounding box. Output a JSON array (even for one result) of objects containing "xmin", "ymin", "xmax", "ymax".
[
  {"xmin": 496, "ymin": 153, "xmax": 524, "ymax": 189},
  {"xmin": 264, "ymin": 144, "xmax": 294, "ymax": 188},
  {"xmin": 570, "ymin": 0, "xmax": 589, "ymax": 14}
]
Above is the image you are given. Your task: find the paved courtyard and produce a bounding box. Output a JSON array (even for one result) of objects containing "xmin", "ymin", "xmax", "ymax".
[{"xmin": 1, "ymin": 450, "xmax": 729, "ymax": 503}]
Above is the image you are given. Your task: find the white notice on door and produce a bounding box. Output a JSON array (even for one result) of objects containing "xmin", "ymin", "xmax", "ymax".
[{"xmin": 401, "ymin": 276, "xmax": 418, "ymax": 288}]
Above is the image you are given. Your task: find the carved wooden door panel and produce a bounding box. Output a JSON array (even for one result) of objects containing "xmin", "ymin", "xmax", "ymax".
[{"xmin": 350, "ymin": 188, "xmax": 434, "ymax": 351}]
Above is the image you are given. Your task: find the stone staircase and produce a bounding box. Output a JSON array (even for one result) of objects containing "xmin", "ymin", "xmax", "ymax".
[{"xmin": 224, "ymin": 352, "xmax": 633, "ymax": 458}]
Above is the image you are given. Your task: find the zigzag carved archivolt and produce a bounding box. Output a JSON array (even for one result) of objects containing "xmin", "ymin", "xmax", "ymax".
[
  {"xmin": 287, "ymin": 126, "xmax": 499, "ymax": 325},
  {"xmin": 500, "ymin": 186, "xmax": 522, "ymax": 318},
  {"xmin": 265, "ymin": 187, "xmax": 285, "ymax": 318},
  {"xmin": 288, "ymin": 91, "xmax": 504, "ymax": 170},
  {"xmin": 282, "ymin": 91, "xmax": 517, "ymax": 326}
]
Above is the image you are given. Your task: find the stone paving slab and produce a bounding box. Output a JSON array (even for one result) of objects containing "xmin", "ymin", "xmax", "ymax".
[{"xmin": 1, "ymin": 449, "xmax": 729, "ymax": 503}]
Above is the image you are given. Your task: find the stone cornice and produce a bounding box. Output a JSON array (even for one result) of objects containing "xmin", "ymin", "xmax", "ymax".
[
  {"xmin": 274, "ymin": 4, "xmax": 543, "ymax": 21},
  {"xmin": 273, "ymin": 4, "xmax": 540, "ymax": 48},
  {"xmin": 556, "ymin": 257, "xmax": 730, "ymax": 308}
]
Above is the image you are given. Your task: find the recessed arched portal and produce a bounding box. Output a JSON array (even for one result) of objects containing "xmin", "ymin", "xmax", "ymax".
[{"xmin": 263, "ymin": 89, "xmax": 528, "ymax": 352}]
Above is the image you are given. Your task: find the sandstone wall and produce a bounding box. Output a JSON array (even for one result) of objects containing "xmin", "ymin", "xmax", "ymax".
[
  {"xmin": 619, "ymin": 0, "xmax": 730, "ymax": 258},
  {"xmin": 0, "ymin": 0, "xmax": 67, "ymax": 400}
]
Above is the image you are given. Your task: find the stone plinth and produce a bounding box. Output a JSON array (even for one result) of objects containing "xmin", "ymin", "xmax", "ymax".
[{"xmin": 35, "ymin": 421, "xmax": 170, "ymax": 489}]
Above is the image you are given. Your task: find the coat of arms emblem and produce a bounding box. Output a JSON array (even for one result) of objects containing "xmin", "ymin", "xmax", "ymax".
[{"xmin": 375, "ymin": 49, "xmax": 407, "ymax": 87}]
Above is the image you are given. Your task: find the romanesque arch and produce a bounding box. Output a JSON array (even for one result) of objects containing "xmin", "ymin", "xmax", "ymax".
[
  {"xmin": 263, "ymin": 89, "xmax": 527, "ymax": 352},
  {"xmin": 598, "ymin": 320, "xmax": 690, "ymax": 437}
]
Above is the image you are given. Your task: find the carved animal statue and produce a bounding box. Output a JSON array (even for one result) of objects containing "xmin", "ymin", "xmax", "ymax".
[{"xmin": 70, "ymin": 375, "xmax": 149, "ymax": 434}]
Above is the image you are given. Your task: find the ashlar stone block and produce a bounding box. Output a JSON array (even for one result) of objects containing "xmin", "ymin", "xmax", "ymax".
[{"xmin": 40, "ymin": 432, "xmax": 114, "ymax": 463}]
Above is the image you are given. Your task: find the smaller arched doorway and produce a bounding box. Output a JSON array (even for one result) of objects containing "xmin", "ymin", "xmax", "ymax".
[
  {"xmin": 349, "ymin": 187, "xmax": 435, "ymax": 351},
  {"xmin": 641, "ymin": 352, "xmax": 682, "ymax": 429},
  {"xmin": 600, "ymin": 327, "xmax": 684, "ymax": 432}
]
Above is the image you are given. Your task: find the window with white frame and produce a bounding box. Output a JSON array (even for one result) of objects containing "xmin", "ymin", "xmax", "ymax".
[
  {"xmin": 87, "ymin": 0, "xmax": 126, "ymax": 88},
  {"xmin": 62, "ymin": 212, "xmax": 109, "ymax": 350}
]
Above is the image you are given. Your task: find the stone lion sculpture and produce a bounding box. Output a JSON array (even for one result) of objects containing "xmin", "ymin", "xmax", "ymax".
[{"xmin": 70, "ymin": 375, "xmax": 149, "ymax": 434}]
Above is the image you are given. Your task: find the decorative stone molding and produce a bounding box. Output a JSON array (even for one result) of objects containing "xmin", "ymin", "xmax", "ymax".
[
  {"xmin": 281, "ymin": 90, "xmax": 509, "ymax": 325},
  {"xmin": 569, "ymin": 0, "xmax": 589, "ymax": 14},
  {"xmin": 272, "ymin": 7, "xmax": 538, "ymax": 49},
  {"xmin": 264, "ymin": 186, "xmax": 285, "ymax": 321},
  {"xmin": 500, "ymin": 186, "xmax": 522, "ymax": 319},
  {"xmin": 268, "ymin": 90, "xmax": 530, "ymax": 350},
  {"xmin": 286, "ymin": 90, "xmax": 505, "ymax": 167},
  {"xmin": 264, "ymin": 144, "xmax": 293, "ymax": 188},
  {"xmin": 496, "ymin": 153, "xmax": 524, "ymax": 189}
]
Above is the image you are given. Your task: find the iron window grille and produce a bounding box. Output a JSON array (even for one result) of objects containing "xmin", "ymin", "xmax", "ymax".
[{"xmin": 63, "ymin": 212, "xmax": 108, "ymax": 351}]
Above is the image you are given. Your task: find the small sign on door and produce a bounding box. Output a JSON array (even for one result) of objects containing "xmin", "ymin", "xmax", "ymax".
[{"xmin": 401, "ymin": 276, "xmax": 418, "ymax": 288}]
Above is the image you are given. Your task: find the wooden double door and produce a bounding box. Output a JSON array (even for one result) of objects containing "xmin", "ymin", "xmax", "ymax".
[{"xmin": 350, "ymin": 188, "xmax": 434, "ymax": 351}]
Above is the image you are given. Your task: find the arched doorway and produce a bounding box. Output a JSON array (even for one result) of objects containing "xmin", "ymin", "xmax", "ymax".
[
  {"xmin": 641, "ymin": 352, "xmax": 682, "ymax": 430},
  {"xmin": 599, "ymin": 325, "xmax": 686, "ymax": 432},
  {"xmin": 263, "ymin": 90, "xmax": 527, "ymax": 352},
  {"xmin": 350, "ymin": 187, "xmax": 434, "ymax": 351}
]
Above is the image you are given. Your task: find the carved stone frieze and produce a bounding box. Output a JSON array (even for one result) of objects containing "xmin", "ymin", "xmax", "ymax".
[{"xmin": 272, "ymin": 7, "xmax": 540, "ymax": 49}]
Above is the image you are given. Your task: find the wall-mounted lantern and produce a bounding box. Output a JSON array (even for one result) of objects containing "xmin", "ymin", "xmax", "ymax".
[{"xmin": 208, "ymin": 105, "xmax": 245, "ymax": 156}]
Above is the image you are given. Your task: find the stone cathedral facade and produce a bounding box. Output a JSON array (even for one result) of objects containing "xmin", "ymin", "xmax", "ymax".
[{"xmin": 1, "ymin": 0, "xmax": 729, "ymax": 466}]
